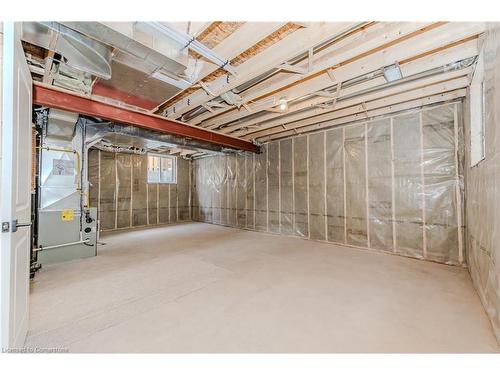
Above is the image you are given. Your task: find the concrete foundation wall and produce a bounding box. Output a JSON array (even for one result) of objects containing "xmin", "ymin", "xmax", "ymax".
[
  {"xmin": 88, "ymin": 149, "xmax": 191, "ymax": 231},
  {"xmin": 192, "ymin": 102, "xmax": 465, "ymax": 266}
]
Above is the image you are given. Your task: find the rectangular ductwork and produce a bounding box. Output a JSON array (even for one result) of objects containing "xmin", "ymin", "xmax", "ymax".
[
  {"xmin": 61, "ymin": 22, "xmax": 190, "ymax": 110},
  {"xmin": 22, "ymin": 22, "xmax": 113, "ymax": 79}
]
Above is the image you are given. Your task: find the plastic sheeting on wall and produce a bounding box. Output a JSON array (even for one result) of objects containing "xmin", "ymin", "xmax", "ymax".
[
  {"xmin": 88, "ymin": 150, "xmax": 191, "ymax": 231},
  {"xmin": 326, "ymin": 128, "xmax": 344, "ymax": 243},
  {"xmin": 148, "ymin": 183, "xmax": 158, "ymax": 225},
  {"xmin": 293, "ymin": 136, "xmax": 308, "ymax": 237},
  {"xmin": 88, "ymin": 149, "xmax": 100, "ymax": 210},
  {"xmin": 345, "ymin": 125, "xmax": 367, "ymax": 247},
  {"xmin": 392, "ymin": 113, "xmax": 424, "ymax": 258},
  {"xmin": 423, "ymin": 105, "xmax": 461, "ymax": 264},
  {"xmin": 245, "ymin": 153, "xmax": 255, "ymax": 229},
  {"xmin": 191, "ymin": 102, "xmax": 465, "ymax": 266},
  {"xmin": 116, "ymin": 153, "xmax": 132, "ymax": 228},
  {"xmin": 236, "ymin": 154, "xmax": 246, "ymax": 228},
  {"xmin": 367, "ymin": 119, "xmax": 393, "ymax": 251},
  {"xmin": 99, "ymin": 151, "xmax": 116, "ymax": 230},
  {"xmin": 132, "ymin": 154, "xmax": 148, "ymax": 226},
  {"xmin": 465, "ymin": 24, "xmax": 500, "ymax": 343},
  {"xmin": 268, "ymin": 143, "xmax": 280, "ymax": 234},
  {"xmin": 308, "ymin": 132, "xmax": 326, "ymax": 241},
  {"xmin": 178, "ymin": 158, "xmax": 191, "ymax": 221},
  {"xmin": 255, "ymin": 146, "xmax": 268, "ymax": 232},
  {"xmin": 280, "ymin": 139, "xmax": 294, "ymax": 235}
]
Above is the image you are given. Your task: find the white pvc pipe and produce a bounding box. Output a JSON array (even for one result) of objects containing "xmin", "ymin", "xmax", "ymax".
[{"xmin": 33, "ymin": 239, "xmax": 90, "ymax": 252}]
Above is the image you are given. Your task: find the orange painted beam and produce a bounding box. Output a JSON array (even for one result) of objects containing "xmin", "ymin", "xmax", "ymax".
[{"xmin": 32, "ymin": 83, "xmax": 259, "ymax": 153}]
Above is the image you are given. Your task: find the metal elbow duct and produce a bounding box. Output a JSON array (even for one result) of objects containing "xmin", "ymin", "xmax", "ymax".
[{"xmin": 22, "ymin": 22, "xmax": 113, "ymax": 79}]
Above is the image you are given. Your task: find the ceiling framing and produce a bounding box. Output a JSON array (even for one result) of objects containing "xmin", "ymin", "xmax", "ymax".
[{"xmin": 22, "ymin": 21, "xmax": 485, "ymax": 151}]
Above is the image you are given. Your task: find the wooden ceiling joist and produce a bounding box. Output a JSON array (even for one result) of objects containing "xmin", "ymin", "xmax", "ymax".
[
  {"xmin": 204, "ymin": 24, "xmax": 483, "ymax": 137},
  {"xmin": 152, "ymin": 22, "xmax": 288, "ymax": 113},
  {"xmin": 257, "ymin": 89, "xmax": 465, "ymax": 143},
  {"xmin": 192, "ymin": 22, "xmax": 426, "ymax": 127},
  {"xmin": 195, "ymin": 22, "xmax": 245, "ymax": 49},
  {"xmin": 176, "ymin": 22, "xmax": 377, "ymax": 126},
  {"xmin": 198, "ymin": 22, "xmax": 483, "ymax": 132},
  {"xmin": 244, "ymin": 73, "xmax": 470, "ymax": 139},
  {"xmin": 22, "ymin": 21, "xmax": 486, "ymax": 147},
  {"xmin": 188, "ymin": 21, "xmax": 244, "ymax": 63},
  {"xmin": 222, "ymin": 37, "xmax": 479, "ymax": 137},
  {"xmin": 246, "ymin": 75, "xmax": 469, "ymax": 140},
  {"xmin": 169, "ymin": 22, "xmax": 303, "ymax": 108},
  {"xmin": 194, "ymin": 22, "xmax": 437, "ymax": 128},
  {"xmin": 163, "ymin": 22, "xmax": 358, "ymax": 120}
]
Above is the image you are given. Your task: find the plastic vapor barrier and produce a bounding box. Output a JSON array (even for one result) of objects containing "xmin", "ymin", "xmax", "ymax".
[
  {"xmin": 178, "ymin": 158, "xmax": 191, "ymax": 221},
  {"xmin": 116, "ymin": 153, "xmax": 131, "ymax": 228},
  {"xmin": 294, "ymin": 136, "xmax": 308, "ymax": 237},
  {"xmin": 132, "ymin": 154, "xmax": 148, "ymax": 226},
  {"xmin": 192, "ymin": 102, "xmax": 465, "ymax": 266},
  {"xmin": 393, "ymin": 113, "xmax": 424, "ymax": 257},
  {"xmin": 465, "ymin": 24, "xmax": 500, "ymax": 343},
  {"xmin": 255, "ymin": 147, "xmax": 268, "ymax": 232},
  {"xmin": 99, "ymin": 151, "xmax": 117, "ymax": 230},
  {"xmin": 88, "ymin": 149, "xmax": 100, "ymax": 210},
  {"xmin": 326, "ymin": 128, "xmax": 344, "ymax": 243},
  {"xmin": 280, "ymin": 139, "xmax": 294, "ymax": 235},
  {"xmin": 367, "ymin": 119, "xmax": 393, "ymax": 250},
  {"xmin": 148, "ymin": 183, "xmax": 158, "ymax": 225},
  {"xmin": 345, "ymin": 125, "xmax": 367, "ymax": 247},
  {"xmin": 88, "ymin": 149, "xmax": 191, "ymax": 231},
  {"xmin": 236, "ymin": 154, "xmax": 246, "ymax": 228},
  {"xmin": 245, "ymin": 153, "xmax": 255, "ymax": 229}
]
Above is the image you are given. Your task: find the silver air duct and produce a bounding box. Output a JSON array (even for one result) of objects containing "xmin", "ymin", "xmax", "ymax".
[
  {"xmin": 83, "ymin": 120, "xmax": 223, "ymax": 155},
  {"xmin": 22, "ymin": 22, "xmax": 113, "ymax": 79}
]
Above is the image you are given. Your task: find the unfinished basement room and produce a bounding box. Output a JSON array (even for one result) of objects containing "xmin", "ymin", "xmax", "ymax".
[{"xmin": 2, "ymin": 11, "xmax": 500, "ymax": 362}]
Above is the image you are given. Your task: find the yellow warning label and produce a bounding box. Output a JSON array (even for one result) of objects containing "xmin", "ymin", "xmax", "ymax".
[{"xmin": 61, "ymin": 209, "xmax": 75, "ymax": 222}]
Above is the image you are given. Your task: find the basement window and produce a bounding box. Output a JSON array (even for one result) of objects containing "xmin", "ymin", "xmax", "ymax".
[
  {"xmin": 470, "ymin": 51, "xmax": 486, "ymax": 167},
  {"xmin": 147, "ymin": 154, "xmax": 177, "ymax": 184}
]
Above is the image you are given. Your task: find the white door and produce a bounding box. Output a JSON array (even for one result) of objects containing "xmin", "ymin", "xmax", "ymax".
[{"xmin": 1, "ymin": 22, "xmax": 33, "ymax": 350}]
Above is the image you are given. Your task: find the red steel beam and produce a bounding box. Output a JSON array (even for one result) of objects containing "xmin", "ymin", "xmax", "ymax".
[{"xmin": 32, "ymin": 83, "xmax": 259, "ymax": 153}]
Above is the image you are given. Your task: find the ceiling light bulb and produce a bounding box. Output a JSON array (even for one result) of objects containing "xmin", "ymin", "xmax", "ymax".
[{"xmin": 279, "ymin": 98, "xmax": 288, "ymax": 111}]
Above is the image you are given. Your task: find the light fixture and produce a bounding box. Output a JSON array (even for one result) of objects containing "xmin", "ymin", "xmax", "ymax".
[
  {"xmin": 383, "ymin": 63, "xmax": 403, "ymax": 82},
  {"xmin": 279, "ymin": 97, "xmax": 288, "ymax": 112}
]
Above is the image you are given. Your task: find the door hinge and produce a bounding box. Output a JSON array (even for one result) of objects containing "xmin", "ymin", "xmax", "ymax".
[{"xmin": 2, "ymin": 222, "xmax": 9, "ymax": 232}]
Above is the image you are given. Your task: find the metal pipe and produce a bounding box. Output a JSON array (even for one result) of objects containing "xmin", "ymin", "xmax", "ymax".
[{"xmin": 33, "ymin": 239, "xmax": 90, "ymax": 252}]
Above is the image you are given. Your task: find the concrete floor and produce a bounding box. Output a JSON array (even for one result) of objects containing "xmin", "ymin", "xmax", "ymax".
[{"xmin": 26, "ymin": 222, "xmax": 499, "ymax": 353}]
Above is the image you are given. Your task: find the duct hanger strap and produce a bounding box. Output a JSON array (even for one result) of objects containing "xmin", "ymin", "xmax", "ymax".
[{"xmin": 182, "ymin": 36, "xmax": 197, "ymax": 51}]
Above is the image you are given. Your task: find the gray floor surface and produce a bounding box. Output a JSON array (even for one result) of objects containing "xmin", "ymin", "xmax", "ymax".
[{"xmin": 25, "ymin": 222, "xmax": 499, "ymax": 352}]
